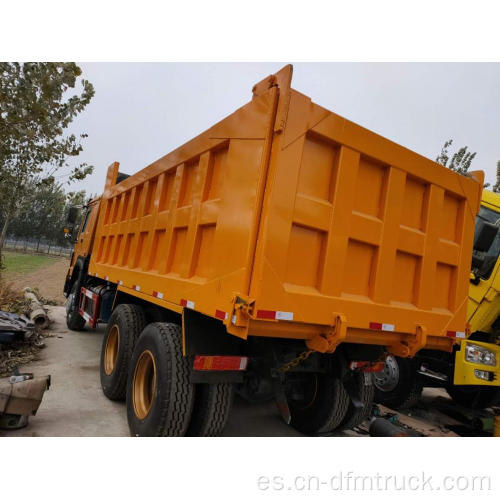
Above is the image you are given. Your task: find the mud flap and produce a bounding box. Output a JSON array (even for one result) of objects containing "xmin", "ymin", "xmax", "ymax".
[{"xmin": 273, "ymin": 376, "xmax": 291, "ymax": 425}]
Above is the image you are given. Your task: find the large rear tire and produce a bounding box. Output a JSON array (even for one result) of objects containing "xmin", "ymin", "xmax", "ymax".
[
  {"xmin": 286, "ymin": 372, "xmax": 349, "ymax": 435},
  {"xmin": 66, "ymin": 280, "xmax": 86, "ymax": 331},
  {"xmin": 446, "ymin": 385, "xmax": 500, "ymax": 409},
  {"xmin": 187, "ymin": 383, "xmax": 234, "ymax": 436},
  {"xmin": 338, "ymin": 372, "xmax": 374, "ymax": 430},
  {"xmin": 373, "ymin": 355, "xmax": 423, "ymax": 410},
  {"xmin": 126, "ymin": 322, "xmax": 194, "ymax": 437},
  {"xmin": 100, "ymin": 304, "xmax": 146, "ymax": 401}
]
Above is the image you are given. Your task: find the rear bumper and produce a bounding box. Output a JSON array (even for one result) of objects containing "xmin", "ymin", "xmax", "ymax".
[
  {"xmin": 453, "ymin": 340, "xmax": 500, "ymax": 386},
  {"xmin": 247, "ymin": 319, "xmax": 456, "ymax": 356}
]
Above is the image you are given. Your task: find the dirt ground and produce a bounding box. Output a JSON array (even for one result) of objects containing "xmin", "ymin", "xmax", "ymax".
[
  {"xmin": 1, "ymin": 304, "xmax": 484, "ymax": 437},
  {"xmin": 1, "ymin": 261, "xmax": 495, "ymax": 436},
  {"xmin": 0, "ymin": 306, "xmax": 307, "ymax": 437},
  {"xmin": 4, "ymin": 257, "xmax": 68, "ymax": 304}
]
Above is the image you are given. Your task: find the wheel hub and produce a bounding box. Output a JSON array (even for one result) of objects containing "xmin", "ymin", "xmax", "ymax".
[
  {"xmin": 104, "ymin": 324, "xmax": 120, "ymax": 376},
  {"xmin": 132, "ymin": 349, "xmax": 157, "ymax": 420},
  {"xmin": 373, "ymin": 355, "xmax": 399, "ymax": 392}
]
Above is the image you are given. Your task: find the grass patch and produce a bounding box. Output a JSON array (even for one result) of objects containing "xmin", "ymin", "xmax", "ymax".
[{"xmin": 2, "ymin": 251, "xmax": 56, "ymax": 275}]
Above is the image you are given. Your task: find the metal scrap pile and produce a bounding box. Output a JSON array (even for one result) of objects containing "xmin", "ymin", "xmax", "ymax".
[
  {"xmin": 0, "ymin": 285, "xmax": 51, "ymax": 377},
  {"xmin": 0, "ymin": 311, "xmax": 47, "ymax": 377}
]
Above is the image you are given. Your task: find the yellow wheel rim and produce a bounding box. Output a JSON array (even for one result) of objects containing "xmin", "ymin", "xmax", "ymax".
[
  {"xmin": 104, "ymin": 324, "xmax": 120, "ymax": 375},
  {"xmin": 133, "ymin": 350, "xmax": 157, "ymax": 420}
]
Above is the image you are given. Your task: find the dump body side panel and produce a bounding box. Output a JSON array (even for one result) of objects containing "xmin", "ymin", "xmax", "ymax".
[
  {"xmin": 249, "ymin": 87, "xmax": 482, "ymax": 348},
  {"xmin": 88, "ymin": 88, "xmax": 278, "ymax": 322}
]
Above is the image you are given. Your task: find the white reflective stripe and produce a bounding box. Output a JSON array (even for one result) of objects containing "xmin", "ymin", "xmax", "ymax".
[
  {"xmin": 231, "ymin": 314, "xmax": 237, "ymax": 325},
  {"xmin": 276, "ymin": 311, "xmax": 293, "ymax": 321},
  {"xmin": 186, "ymin": 300, "xmax": 195, "ymax": 309},
  {"xmin": 133, "ymin": 285, "xmax": 140, "ymax": 291},
  {"xmin": 224, "ymin": 312, "xmax": 229, "ymax": 321},
  {"xmin": 85, "ymin": 289, "xmax": 94, "ymax": 299},
  {"xmin": 154, "ymin": 291, "xmax": 163, "ymax": 299},
  {"xmin": 381, "ymin": 323, "xmax": 395, "ymax": 332},
  {"xmin": 239, "ymin": 357, "xmax": 248, "ymax": 370},
  {"xmin": 455, "ymin": 331, "xmax": 466, "ymax": 338},
  {"xmin": 118, "ymin": 280, "xmax": 123, "ymax": 286},
  {"xmin": 105, "ymin": 276, "xmax": 109, "ymax": 281},
  {"xmin": 82, "ymin": 311, "xmax": 91, "ymax": 321}
]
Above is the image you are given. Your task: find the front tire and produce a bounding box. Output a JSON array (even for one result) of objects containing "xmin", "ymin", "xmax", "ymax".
[
  {"xmin": 100, "ymin": 304, "xmax": 146, "ymax": 401},
  {"xmin": 373, "ymin": 355, "xmax": 423, "ymax": 409},
  {"xmin": 66, "ymin": 280, "xmax": 86, "ymax": 331},
  {"xmin": 127, "ymin": 322, "xmax": 194, "ymax": 437}
]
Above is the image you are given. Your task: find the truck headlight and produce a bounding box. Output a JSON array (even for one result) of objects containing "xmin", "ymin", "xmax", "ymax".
[{"xmin": 465, "ymin": 344, "xmax": 497, "ymax": 366}]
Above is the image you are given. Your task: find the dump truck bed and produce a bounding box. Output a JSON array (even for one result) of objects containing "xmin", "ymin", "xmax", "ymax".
[{"xmin": 88, "ymin": 65, "xmax": 482, "ymax": 355}]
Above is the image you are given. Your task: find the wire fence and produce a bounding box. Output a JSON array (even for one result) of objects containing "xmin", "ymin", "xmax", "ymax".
[{"xmin": 3, "ymin": 238, "xmax": 72, "ymax": 258}]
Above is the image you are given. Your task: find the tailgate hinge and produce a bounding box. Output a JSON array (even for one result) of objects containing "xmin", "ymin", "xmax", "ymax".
[
  {"xmin": 306, "ymin": 313, "xmax": 347, "ymax": 354},
  {"xmin": 225, "ymin": 294, "xmax": 255, "ymax": 340},
  {"xmin": 388, "ymin": 324, "xmax": 428, "ymax": 358}
]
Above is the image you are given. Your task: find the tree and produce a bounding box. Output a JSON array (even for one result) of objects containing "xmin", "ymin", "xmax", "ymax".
[
  {"xmin": 492, "ymin": 161, "xmax": 500, "ymax": 194},
  {"xmin": 2, "ymin": 183, "xmax": 89, "ymax": 252},
  {"xmin": 0, "ymin": 62, "xmax": 94, "ymax": 273},
  {"xmin": 436, "ymin": 139, "xmax": 477, "ymax": 175}
]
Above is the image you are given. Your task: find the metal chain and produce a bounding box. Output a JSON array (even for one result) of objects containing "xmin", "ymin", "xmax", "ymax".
[{"xmin": 275, "ymin": 349, "xmax": 314, "ymax": 374}]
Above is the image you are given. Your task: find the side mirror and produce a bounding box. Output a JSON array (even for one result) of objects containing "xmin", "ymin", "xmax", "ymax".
[
  {"xmin": 67, "ymin": 207, "xmax": 78, "ymax": 225},
  {"xmin": 474, "ymin": 221, "xmax": 498, "ymax": 252}
]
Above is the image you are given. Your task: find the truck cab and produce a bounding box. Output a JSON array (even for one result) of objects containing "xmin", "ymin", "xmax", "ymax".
[{"xmin": 63, "ymin": 197, "xmax": 101, "ymax": 299}]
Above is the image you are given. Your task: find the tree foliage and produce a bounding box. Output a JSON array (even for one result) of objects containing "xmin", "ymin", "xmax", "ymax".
[
  {"xmin": 492, "ymin": 161, "xmax": 500, "ymax": 194},
  {"xmin": 1, "ymin": 182, "xmax": 88, "ymax": 249},
  {"xmin": 437, "ymin": 139, "xmax": 500, "ymax": 192},
  {"xmin": 0, "ymin": 62, "xmax": 94, "ymax": 271},
  {"xmin": 435, "ymin": 139, "xmax": 477, "ymax": 175}
]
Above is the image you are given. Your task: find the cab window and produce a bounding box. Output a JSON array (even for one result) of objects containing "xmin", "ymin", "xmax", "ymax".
[
  {"xmin": 474, "ymin": 206, "xmax": 500, "ymax": 280},
  {"xmin": 79, "ymin": 206, "xmax": 92, "ymax": 235}
]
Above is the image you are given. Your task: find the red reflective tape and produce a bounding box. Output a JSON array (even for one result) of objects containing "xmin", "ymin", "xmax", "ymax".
[
  {"xmin": 215, "ymin": 309, "xmax": 228, "ymax": 321},
  {"xmin": 369, "ymin": 322, "xmax": 382, "ymax": 330},
  {"xmin": 132, "ymin": 284, "xmax": 140, "ymax": 291},
  {"xmin": 152, "ymin": 291, "xmax": 163, "ymax": 299},
  {"xmin": 350, "ymin": 360, "xmax": 385, "ymax": 373},
  {"xmin": 180, "ymin": 299, "xmax": 187, "ymax": 307},
  {"xmin": 193, "ymin": 356, "xmax": 248, "ymax": 371},
  {"xmin": 256, "ymin": 310, "xmax": 277, "ymax": 320},
  {"xmin": 364, "ymin": 362, "xmax": 385, "ymax": 373}
]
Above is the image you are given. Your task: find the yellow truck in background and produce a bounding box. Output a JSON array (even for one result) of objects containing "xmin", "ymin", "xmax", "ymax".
[
  {"xmin": 374, "ymin": 190, "xmax": 500, "ymax": 409},
  {"xmin": 63, "ymin": 65, "xmax": 484, "ymax": 436}
]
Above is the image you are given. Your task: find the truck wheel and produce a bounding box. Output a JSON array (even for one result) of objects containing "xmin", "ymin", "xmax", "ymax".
[
  {"xmin": 373, "ymin": 355, "xmax": 423, "ymax": 409},
  {"xmin": 100, "ymin": 304, "xmax": 146, "ymax": 401},
  {"xmin": 338, "ymin": 372, "xmax": 375, "ymax": 431},
  {"xmin": 286, "ymin": 373, "xmax": 349, "ymax": 435},
  {"xmin": 446, "ymin": 385, "xmax": 500, "ymax": 409},
  {"xmin": 66, "ymin": 281, "xmax": 86, "ymax": 331},
  {"xmin": 186, "ymin": 383, "xmax": 234, "ymax": 436},
  {"xmin": 127, "ymin": 322, "xmax": 194, "ymax": 436}
]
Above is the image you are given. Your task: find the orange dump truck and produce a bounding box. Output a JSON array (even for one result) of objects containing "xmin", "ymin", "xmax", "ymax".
[{"xmin": 63, "ymin": 65, "xmax": 483, "ymax": 436}]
